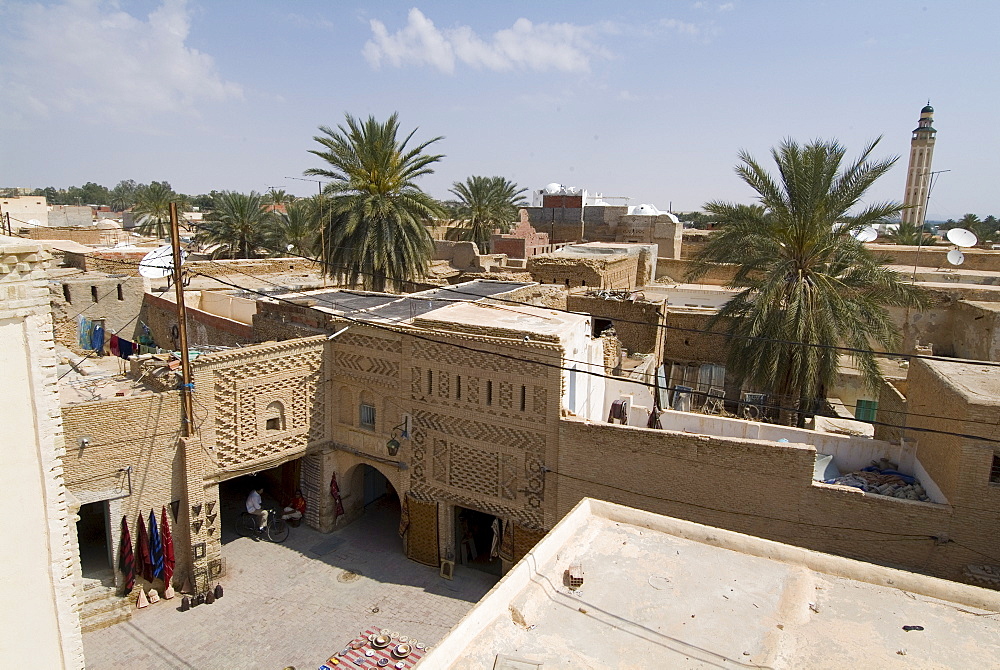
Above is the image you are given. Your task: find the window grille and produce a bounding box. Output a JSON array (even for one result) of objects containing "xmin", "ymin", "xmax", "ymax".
[{"xmin": 359, "ymin": 403, "xmax": 376, "ymax": 430}]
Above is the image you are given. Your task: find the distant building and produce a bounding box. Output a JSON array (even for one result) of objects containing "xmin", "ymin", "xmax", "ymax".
[
  {"xmin": 901, "ymin": 103, "xmax": 937, "ymax": 227},
  {"xmin": 0, "ymin": 194, "xmax": 49, "ymax": 227},
  {"xmin": 523, "ymin": 183, "xmax": 683, "ymax": 259},
  {"xmin": 491, "ymin": 209, "xmax": 554, "ymax": 259}
]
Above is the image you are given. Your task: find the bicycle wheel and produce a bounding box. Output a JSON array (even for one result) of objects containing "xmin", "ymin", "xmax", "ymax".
[
  {"xmin": 236, "ymin": 512, "xmax": 256, "ymax": 537},
  {"xmin": 267, "ymin": 518, "xmax": 289, "ymax": 543}
]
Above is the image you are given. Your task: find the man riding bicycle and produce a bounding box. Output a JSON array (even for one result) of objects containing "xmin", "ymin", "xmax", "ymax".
[{"xmin": 246, "ymin": 487, "xmax": 268, "ymax": 532}]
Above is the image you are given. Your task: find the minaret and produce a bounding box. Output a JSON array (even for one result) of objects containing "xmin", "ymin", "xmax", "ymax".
[{"xmin": 901, "ymin": 103, "xmax": 937, "ymax": 226}]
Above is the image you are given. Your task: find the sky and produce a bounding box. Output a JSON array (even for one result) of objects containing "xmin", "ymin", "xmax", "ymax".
[{"xmin": 1, "ymin": 0, "xmax": 997, "ymax": 219}]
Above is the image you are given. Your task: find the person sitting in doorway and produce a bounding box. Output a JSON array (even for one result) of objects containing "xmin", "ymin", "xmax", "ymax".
[
  {"xmin": 246, "ymin": 487, "xmax": 268, "ymax": 532},
  {"xmin": 282, "ymin": 489, "xmax": 306, "ymax": 525}
]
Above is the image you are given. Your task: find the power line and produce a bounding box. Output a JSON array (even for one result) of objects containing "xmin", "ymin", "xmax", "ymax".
[
  {"xmin": 173, "ymin": 213, "xmax": 1000, "ymax": 371},
  {"xmin": 17, "ymin": 229, "xmax": 1000, "ymax": 444}
]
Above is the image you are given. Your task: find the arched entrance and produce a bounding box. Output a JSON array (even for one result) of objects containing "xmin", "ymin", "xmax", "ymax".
[{"xmin": 342, "ymin": 462, "xmax": 403, "ymax": 556}]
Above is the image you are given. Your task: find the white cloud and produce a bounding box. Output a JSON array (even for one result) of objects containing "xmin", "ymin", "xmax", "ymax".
[
  {"xmin": 363, "ymin": 8, "xmax": 606, "ymax": 74},
  {"xmin": 717, "ymin": 3, "xmax": 735, "ymax": 12},
  {"xmin": 660, "ymin": 18, "xmax": 702, "ymax": 37},
  {"xmin": 0, "ymin": 0, "xmax": 242, "ymax": 126}
]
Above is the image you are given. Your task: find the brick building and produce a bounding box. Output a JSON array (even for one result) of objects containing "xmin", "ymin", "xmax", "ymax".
[{"xmin": 54, "ymin": 274, "xmax": 1000, "ymax": 639}]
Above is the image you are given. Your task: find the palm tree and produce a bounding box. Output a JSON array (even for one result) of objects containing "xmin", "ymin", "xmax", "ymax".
[
  {"xmin": 268, "ymin": 199, "xmax": 320, "ymax": 256},
  {"xmin": 956, "ymin": 213, "xmax": 998, "ymax": 248},
  {"xmin": 305, "ymin": 113, "xmax": 444, "ymax": 292},
  {"xmin": 133, "ymin": 182, "xmax": 183, "ymax": 239},
  {"xmin": 265, "ymin": 188, "xmax": 294, "ymax": 210},
  {"xmin": 447, "ymin": 176, "xmax": 528, "ymax": 253},
  {"xmin": 110, "ymin": 180, "xmax": 138, "ymax": 212},
  {"xmin": 197, "ymin": 191, "xmax": 274, "ymax": 258},
  {"xmin": 885, "ymin": 220, "xmax": 936, "ymax": 246},
  {"xmin": 688, "ymin": 138, "xmax": 927, "ymax": 423}
]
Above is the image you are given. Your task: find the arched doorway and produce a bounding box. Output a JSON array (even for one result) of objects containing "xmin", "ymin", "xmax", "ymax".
[{"xmin": 344, "ymin": 462, "xmax": 403, "ymax": 555}]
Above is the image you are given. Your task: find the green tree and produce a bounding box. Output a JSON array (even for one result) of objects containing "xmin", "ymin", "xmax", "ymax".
[
  {"xmin": 305, "ymin": 113, "xmax": 445, "ymax": 291},
  {"xmin": 110, "ymin": 180, "xmax": 138, "ymax": 212},
  {"xmin": 198, "ymin": 191, "xmax": 274, "ymax": 258},
  {"xmin": 955, "ymin": 213, "xmax": 999, "ymax": 247},
  {"xmin": 447, "ymin": 176, "xmax": 527, "ymax": 253},
  {"xmin": 885, "ymin": 220, "xmax": 936, "ymax": 246},
  {"xmin": 133, "ymin": 181, "xmax": 184, "ymax": 239},
  {"xmin": 267, "ymin": 199, "xmax": 320, "ymax": 256},
  {"xmin": 688, "ymin": 138, "xmax": 927, "ymax": 423},
  {"xmin": 265, "ymin": 188, "xmax": 294, "ymax": 209}
]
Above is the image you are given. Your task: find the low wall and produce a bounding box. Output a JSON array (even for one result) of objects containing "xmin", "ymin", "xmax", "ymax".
[
  {"xmin": 556, "ymin": 417, "xmax": 967, "ymax": 580},
  {"xmin": 140, "ymin": 292, "xmax": 254, "ymax": 348},
  {"xmin": 567, "ymin": 292, "xmax": 664, "ymax": 355},
  {"xmin": 870, "ymin": 244, "xmax": 1000, "ymax": 273}
]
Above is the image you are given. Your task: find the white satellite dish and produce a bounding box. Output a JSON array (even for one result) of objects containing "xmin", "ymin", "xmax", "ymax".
[
  {"xmin": 947, "ymin": 248, "xmax": 965, "ymax": 266},
  {"xmin": 851, "ymin": 226, "xmax": 879, "ymax": 243},
  {"xmin": 138, "ymin": 245, "xmax": 185, "ymax": 279},
  {"xmin": 947, "ymin": 227, "xmax": 978, "ymax": 248}
]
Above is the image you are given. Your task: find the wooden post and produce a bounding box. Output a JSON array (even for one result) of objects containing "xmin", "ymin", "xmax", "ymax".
[{"xmin": 168, "ymin": 202, "xmax": 195, "ymax": 437}]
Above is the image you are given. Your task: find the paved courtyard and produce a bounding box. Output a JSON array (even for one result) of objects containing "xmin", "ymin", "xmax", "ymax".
[{"xmin": 83, "ymin": 500, "xmax": 499, "ymax": 669}]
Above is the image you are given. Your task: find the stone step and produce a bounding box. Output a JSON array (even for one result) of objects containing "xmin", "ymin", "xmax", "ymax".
[
  {"xmin": 79, "ymin": 592, "xmax": 131, "ymax": 633},
  {"xmin": 80, "ymin": 603, "xmax": 131, "ymax": 634}
]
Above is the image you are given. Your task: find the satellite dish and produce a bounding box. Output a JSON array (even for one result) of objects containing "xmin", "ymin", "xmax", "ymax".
[
  {"xmin": 947, "ymin": 228, "xmax": 978, "ymax": 248},
  {"xmin": 851, "ymin": 226, "xmax": 879, "ymax": 243},
  {"xmin": 947, "ymin": 249, "xmax": 965, "ymax": 266},
  {"xmin": 138, "ymin": 245, "xmax": 185, "ymax": 279}
]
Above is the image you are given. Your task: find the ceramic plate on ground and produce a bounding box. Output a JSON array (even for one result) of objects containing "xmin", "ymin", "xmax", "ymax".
[
  {"xmin": 365, "ymin": 649, "xmax": 375, "ymax": 657},
  {"xmin": 395, "ymin": 664, "xmax": 405, "ymax": 670},
  {"xmin": 414, "ymin": 643, "xmax": 425, "ymax": 650},
  {"xmin": 390, "ymin": 631, "xmax": 399, "ymax": 639},
  {"xmin": 373, "ymin": 635, "xmax": 391, "ymax": 649},
  {"xmin": 377, "ymin": 659, "xmax": 389, "ymax": 667},
  {"xmin": 398, "ymin": 636, "xmax": 409, "ymax": 644},
  {"xmin": 368, "ymin": 634, "xmax": 377, "ymax": 642},
  {"xmin": 392, "ymin": 644, "xmax": 412, "ymax": 658}
]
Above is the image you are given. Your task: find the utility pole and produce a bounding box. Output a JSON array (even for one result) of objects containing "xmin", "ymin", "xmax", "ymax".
[
  {"xmin": 169, "ymin": 202, "xmax": 195, "ymax": 437},
  {"xmin": 286, "ymin": 176, "xmax": 328, "ymax": 286}
]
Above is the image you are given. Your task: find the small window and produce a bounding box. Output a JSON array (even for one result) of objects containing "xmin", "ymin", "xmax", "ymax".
[
  {"xmin": 520, "ymin": 385, "xmax": 527, "ymax": 412},
  {"xmin": 990, "ymin": 455, "xmax": 1000, "ymax": 485},
  {"xmin": 486, "ymin": 380, "xmax": 493, "ymax": 406},
  {"xmin": 116, "ymin": 284, "xmax": 124, "ymax": 301},
  {"xmin": 91, "ymin": 285, "xmax": 99, "ymax": 302},
  {"xmin": 62, "ymin": 284, "xmax": 71, "ymax": 303},
  {"xmin": 456, "ymin": 375, "xmax": 462, "ymax": 400},
  {"xmin": 855, "ymin": 399, "xmax": 878, "ymax": 423},
  {"xmin": 264, "ymin": 401, "xmax": 285, "ymax": 431},
  {"xmin": 427, "ymin": 369, "xmax": 433, "ymax": 395},
  {"xmin": 360, "ymin": 403, "xmax": 376, "ymax": 431}
]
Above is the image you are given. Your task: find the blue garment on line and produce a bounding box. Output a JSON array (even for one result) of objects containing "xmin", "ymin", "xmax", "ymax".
[{"xmin": 90, "ymin": 325, "xmax": 105, "ymax": 352}]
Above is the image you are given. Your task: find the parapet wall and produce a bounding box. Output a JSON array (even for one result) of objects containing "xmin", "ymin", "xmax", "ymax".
[{"xmin": 556, "ymin": 417, "xmax": 966, "ymax": 581}]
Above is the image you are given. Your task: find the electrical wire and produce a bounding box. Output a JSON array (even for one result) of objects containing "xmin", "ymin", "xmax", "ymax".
[
  {"xmin": 10, "ymin": 222, "xmax": 1000, "ymax": 444},
  {"xmin": 175, "ymin": 213, "xmax": 1000, "ymax": 370}
]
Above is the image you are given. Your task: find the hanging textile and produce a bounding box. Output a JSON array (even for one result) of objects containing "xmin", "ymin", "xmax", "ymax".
[
  {"xmin": 498, "ymin": 519, "xmax": 514, "ymax": 562},
  {"xmin": 607, "ymin": 398, "xmax": 628, "ymax": 424},
  {"xmin": 148, "ymin": 509, "xmax": 164, "ymax": 581},
  {"xmin": 90, "ymin": 324, "xmax": 105, "ymax": 353},
  {"xmin": 136, "ymin": 513, "xmax": 152, "ymax": 582},
  {"xmin": 109, "ymin": 334, "xmax": 120, "ymax": 357},
  {"xmin": 329, "ymin": 473, "xmax": 345, "ymax": 519},
  {"xmin": 77, "ymin": 316, "xmax": 93, "ymax": 350},
  {"xmin": 397, "ymin": 493, "xmax": 410, "ymax": 537},
  {"xmin": 490, "ymin": 518, "xmax": 501, "ymax": 559},
  {"xmin": 160, "ymin": 506, "xmax": 175, "ymax": 590},
  {"xmin": 118, "ymin": 338, "xmax": 134, "ymax": 360},
  {"xmin": 119, "ymin": 515, "xmax": 135, "ymax": 594}
]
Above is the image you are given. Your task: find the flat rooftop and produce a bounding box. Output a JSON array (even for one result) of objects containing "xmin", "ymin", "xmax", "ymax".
[
  {"xmin": 922, "ymin": 358, "xmax": 1000, "ymax": 402},
  {"xmin": 424, "ymin": 498, "xmax": 1000, "ymax": 669},
  {"xmin": 415, "ymin": 301, "xmax": 589, "ymax": 342},
  {"xmin": 294, "ymin": 280, "xmax": 534, "ymax": 324}
]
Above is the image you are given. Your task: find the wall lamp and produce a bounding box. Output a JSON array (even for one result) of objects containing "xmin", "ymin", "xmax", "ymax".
[{"xmin": 386, "ymin": 415, "xmax": 412, "ymax": 457}]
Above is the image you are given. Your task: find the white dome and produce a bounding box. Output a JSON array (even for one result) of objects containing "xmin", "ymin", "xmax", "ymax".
[
  {"xmin": 544, "ymin": 183, "xmax": 563, "ymax": 195},
  {"xmin": 632, "ymin": 204, "xmax": 660, "ymax": 216}
]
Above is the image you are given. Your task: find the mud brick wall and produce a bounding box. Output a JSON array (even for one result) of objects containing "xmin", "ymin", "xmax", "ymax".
[
  {"xmin": 566, "ymin": 293, "xmax": 665, "ymax": 356},
  {"xmin": 555, "ymin": 417, "xmax": 973, "ymax": 582},
  {"xmin": 139, "ymin": 292, "xmax": 254, "ymax": 349},
  {"xmin": 662, "ymin": 310, "xmax": 731, "ymax": 365},
  {"xmin": 49, "ymin": 274, "xmax": 147, "ymax": 350}
]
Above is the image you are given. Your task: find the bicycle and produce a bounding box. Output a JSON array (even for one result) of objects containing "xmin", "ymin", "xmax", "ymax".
[{"xmin": 236, "ymin": 509, "xmax": 289, "ymax": 543}]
